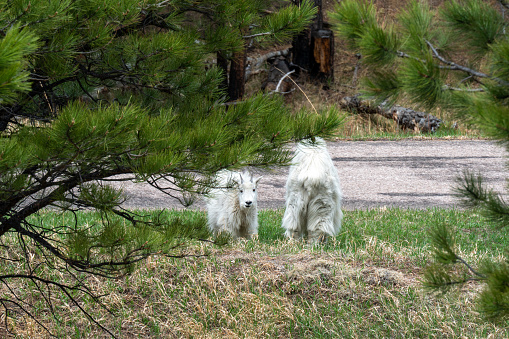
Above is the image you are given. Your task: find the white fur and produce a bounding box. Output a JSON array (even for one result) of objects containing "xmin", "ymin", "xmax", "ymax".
[
  {"xmin": 207, "ymin": 170, "xmax": 262, "ymax": 239},
  {"xmin": 282, "ymin": 138, "xmax": 343, "ymax": 242}
]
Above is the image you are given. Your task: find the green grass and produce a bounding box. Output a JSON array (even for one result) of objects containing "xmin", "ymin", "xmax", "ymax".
[
  {"xmin": 337, "ymin": 114, "xmax": 487, "ymax": 141},
  {"xmin": 2, "ymin": 208, "xmax": 508, "ymax": 338},
  {"xmin": 342, "ymin": 127, "xmax": 487, "ymax": 141},
  {"xmin": 259, "ymin": 208, "xmax": 508, "ymax": 257}
]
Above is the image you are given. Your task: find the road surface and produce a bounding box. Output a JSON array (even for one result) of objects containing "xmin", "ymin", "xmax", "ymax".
[{"xmin": 110, "ymin": 140, "xmax": 507, "ymax": 210}]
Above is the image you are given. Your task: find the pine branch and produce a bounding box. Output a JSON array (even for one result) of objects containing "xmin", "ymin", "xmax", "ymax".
[
  {"xmin": 377, "ymin": 40, "xmax": 508, "ymax": 88},
  {"xmin": 426, "ymin": 40, "xmax": 509, "ymax": 87},
  {"xmin": 0, "ymin": 274, "xmax": 116, "ymax": 338},
  {"xmin": 456, "ymin": 256, "xmax": 487, "ymax": 279},
  {"xmin": 455, "ymin": 176, "xmax": 487, "ymax": 208},
  {"xmin": 146, "ymin": 0, "xmax": 173, "ymax": 9},
  {"xmin": 334, "ymin": 0, "xmax": 509, "ymax": 323},
  {"xmin": 16, "ymin": 219, "xmax": 149, "ymax": 277},
  {"xmin": 442, "ymin": 85, "xmax": 484, "ymax": 92},
  {"xmin": 0, "ymin": 1, "xmax": 342, "ymax": 334},
  {"xmin": 0, "ymin": 297, "xmax": 52, "ymax": 337},
  {"xmin": 428, "ymin": 276, "xmax": 486, "ymax": 289}
]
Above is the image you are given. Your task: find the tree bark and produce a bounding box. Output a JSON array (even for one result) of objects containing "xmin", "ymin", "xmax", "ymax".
[
  {"xmin": 291, "ymin": 0, "xmax": 334, "ymax": 83},
  {"xmin": 311, "ymin": 29, "xmax": 334, "ymax": 82},
  {"xmin": 292, "ymin": 29, "xmax": 312, "ymax": 72},
  {"xmin": 228, "ymin": 49, "xmax": 247, "ymax": 101},
  {"xmin": 217, "ymin": 52, "xmax": 229, "ymax": 95}
]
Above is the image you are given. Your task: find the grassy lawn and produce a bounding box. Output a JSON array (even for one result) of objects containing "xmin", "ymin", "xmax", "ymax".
[{"xmin": 2, "ymin": 208, "xmax": 508, "ymax": 338}]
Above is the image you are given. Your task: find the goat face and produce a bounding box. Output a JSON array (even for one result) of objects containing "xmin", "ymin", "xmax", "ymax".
[{"xmin": 237, "ymin": 172, "xmax": 262, "ymax": 209}]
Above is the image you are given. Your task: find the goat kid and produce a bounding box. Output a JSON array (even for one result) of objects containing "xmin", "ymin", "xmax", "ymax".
[{"xmin": 207, "ymin": 170, "xmax": 262, "ymax": 239}]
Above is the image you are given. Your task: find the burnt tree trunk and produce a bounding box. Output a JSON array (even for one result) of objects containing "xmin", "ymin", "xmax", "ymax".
[
  {"xmin": 292, "ymin": 30, "xmax": 312, "ymax": 73},
  {"xmin": 217, "ymin": 51, "xmax": 229, "ymax": 95},
  {"xmin": 291, "ymin": 0, "xmax": 334, "ymax": 82},
  {"xmin": 311, "ymin": 29, "xmax": 334, "ymax": 82},
  {"xmin": 228, "ymin": 49, "xmax": 247, "ymax": 101}
]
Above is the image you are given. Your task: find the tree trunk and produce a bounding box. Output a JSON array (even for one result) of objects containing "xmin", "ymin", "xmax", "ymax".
[
  {"xmin": 291, "ymin": 0, "xmax": 334, "ymax": 83},
  {"xmin": 311, "ymin": 29, "xmax": 334, "ymax": 83},
  {"xmin": 217, "ymin": 52, "xmax": 229, "ymax": 95},
  {"xmin": 228, "ymin": 49, "xmax": 247, "ymax": 101},
  {"xmin": 292, "ymin": 30, "xmax": 312, "ymax": 72}
]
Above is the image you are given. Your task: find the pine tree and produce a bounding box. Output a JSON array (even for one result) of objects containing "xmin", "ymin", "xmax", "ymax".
[
  {"xmin": 0, "ymin": 0, "xmax": 341, "ymax": 334},
  {"xmin": 180, "ymin": 0, "xmax": 317, "ymax": 100},
  {"xmin": 331, "ymin": 0, "xmax": 509, "ymax": 323}
]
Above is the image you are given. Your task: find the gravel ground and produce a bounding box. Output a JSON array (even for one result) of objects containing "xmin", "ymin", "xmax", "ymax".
[{"xmin": 110, "ymin": 140, "xmax": 507, "ymax": 211}]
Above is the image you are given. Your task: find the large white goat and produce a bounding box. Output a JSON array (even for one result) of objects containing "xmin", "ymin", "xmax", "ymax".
[
  {"xmin": 282, "ymin": 137, "xmax": 343, "ymax": 243},
  {"xmin": 207, "ymin": 170, "xmax": 262, "ymax": 239}
]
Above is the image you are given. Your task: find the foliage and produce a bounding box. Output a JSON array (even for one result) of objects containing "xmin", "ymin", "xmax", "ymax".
[
  {"xmin": 0, "ymin": 0, "xmax": 341, "ymax": 334},
  {"xmin": 331, "ymin": 0, "xmax": 509, "ymax": 323},
  {"xmin": 0, "ymin": 25, "xmax": 39, "ymax": 106},
  {"xmin": 180, "ymin": 0, "xmax": 317, "ymax": 99},
  {"xmin": 190, "ymin": 0, "xmax": 317, "ymax": 49}
]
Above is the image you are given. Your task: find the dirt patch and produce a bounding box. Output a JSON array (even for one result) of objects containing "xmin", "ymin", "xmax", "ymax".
[{"xmin": 208, "ymin": 248, "xmax": 418, "ymax": 291}]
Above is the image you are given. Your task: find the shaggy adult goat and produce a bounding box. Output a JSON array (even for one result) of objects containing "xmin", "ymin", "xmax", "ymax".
[
  {"xmin": 281, "ymin": 138, "xmax": 343, "ymax": 243},
  {"xmin": 207, "ymin": 170, "xmax": 262, "ymax": 239}
]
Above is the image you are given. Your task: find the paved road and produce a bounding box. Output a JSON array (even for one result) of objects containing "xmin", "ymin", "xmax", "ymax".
[{"xmin": 112, "ymin": 140, "xmax": 507, "ymax": 210}]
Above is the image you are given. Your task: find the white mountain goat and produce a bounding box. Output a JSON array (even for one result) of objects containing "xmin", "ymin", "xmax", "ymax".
[
  {"xmin": 207, "ymin": 170, "xmax": 262, "ymax": 239},
  {"xmin": 282, "ymin": 138, "xmax": 343, "ymax": 243}
]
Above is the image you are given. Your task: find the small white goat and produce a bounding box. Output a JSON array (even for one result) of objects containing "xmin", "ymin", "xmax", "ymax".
[
  {"xmin": 207, "ymin": 170, "xmax": 262, "ymax": 239},
  {"xmin": 282, "ymin": 137, "xmax": 343, "ymax": 243}
]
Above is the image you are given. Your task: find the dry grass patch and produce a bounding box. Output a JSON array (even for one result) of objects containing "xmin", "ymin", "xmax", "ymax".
[
  {"xmin": 2, "ymin": 207, "xmax": 508, "ymax": 337},
  {"xmin": 3, "ymin": 242, "xmax": 506, "ymax": 338},
  {"xmin": 114, "ymin": 249, "xmax": 424, "ymax": 338}
]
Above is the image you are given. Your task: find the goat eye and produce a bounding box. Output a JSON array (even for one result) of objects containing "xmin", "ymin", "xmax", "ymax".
[
  {"xmin": 253, "ymin": 189, "xmax": 256, "ymax": 192},
  {"xmin": 240, "ymin": 190, "xmax": 243, "ymax": 193}
]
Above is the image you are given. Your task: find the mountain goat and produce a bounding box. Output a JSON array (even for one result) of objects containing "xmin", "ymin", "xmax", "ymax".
[
  {"xmin": 207, "ymin": 170, "xmax": 262, "ymax": 239},
  {"xmin": 282, "ymin": 138, "xmax": 343, "ymax": 243}
]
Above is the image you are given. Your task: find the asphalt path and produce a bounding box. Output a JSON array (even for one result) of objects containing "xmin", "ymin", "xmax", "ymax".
[{"xmin": 111, "ymin": 140, "xmax": 507, "ymax": 211}]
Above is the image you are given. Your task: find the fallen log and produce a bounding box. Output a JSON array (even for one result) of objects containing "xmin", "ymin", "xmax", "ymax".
[
  {"xmin": 340, "ymin": 95, "xmax": 442, "ymax": 133},
  {"xmin": 245, "ymin": 48, "xmax": 290, "ymax": 80}
]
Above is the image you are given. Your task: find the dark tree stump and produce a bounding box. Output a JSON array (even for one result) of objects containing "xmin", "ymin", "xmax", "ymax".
[
  {"xmin": 292, "ymin": 30, "xmax": 312, "ymax": 73},
  {"xmin": 291, "ymin": 0, "xmax": 334, "ymax": 83},
  {"xmin": 311, "ymin": 29, "xmax": 334, "ymax": 82}
]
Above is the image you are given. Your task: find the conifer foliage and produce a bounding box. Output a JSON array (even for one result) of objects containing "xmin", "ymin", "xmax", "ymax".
[
  {"xmin": 0, "ymin": 0, "xmax": 340, "ymax": 333},
  {"xmin": 182, "ymin": 0, "xmax": 317, "ymax": 100},
  {"xmin": 331, "ymin": 0, "xmax": 509, "ymax": 323}
]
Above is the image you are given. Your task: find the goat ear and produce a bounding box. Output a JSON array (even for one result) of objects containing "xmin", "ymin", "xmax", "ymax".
[{"xmin": 254, "ymin": 176, "xmax": 262, "ymax": 185}]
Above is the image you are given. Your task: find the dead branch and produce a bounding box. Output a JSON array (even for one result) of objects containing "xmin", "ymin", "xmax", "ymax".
[
  {"xmin": 245, "ymin": 48, "xmax": 290, "ymax": 79},
  {"xmin": 340, "ymin": 95, "xmax": 442, "ymax": 133},
  {"xmin": 275, "ymin": 70, "xmax": 295, "ymax": 93}
]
